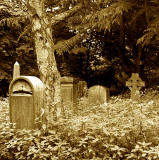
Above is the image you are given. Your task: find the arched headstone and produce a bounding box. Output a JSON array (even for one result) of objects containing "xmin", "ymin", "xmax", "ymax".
[
  {"xmin": 9, "ymin": 62, "xmax": 45, "ymax": 129},
  {"xmin": 88, "ymin": 85, "xmax": 110, "ymax": 105}
]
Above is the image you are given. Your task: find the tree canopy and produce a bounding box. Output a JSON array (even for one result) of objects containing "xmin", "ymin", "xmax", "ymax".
[{"xmin": 0, "ymin": 0, "xmax": 159, "ymax": 95}]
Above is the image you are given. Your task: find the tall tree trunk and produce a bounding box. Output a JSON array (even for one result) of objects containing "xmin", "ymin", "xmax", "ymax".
[{"xmin": 27, "ymin": 0, "xmax": 61, "ymax": 121}]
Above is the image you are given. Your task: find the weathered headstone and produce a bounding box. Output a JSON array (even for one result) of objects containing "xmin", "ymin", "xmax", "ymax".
[
  {"xmin": 77, "ymin": 80, "xmax": 88, "ymax": 98},
  {"xmin": 126, "ymin": 73, "xmax": 145, "ymax": 101},
  {"xmin": 61, "ymin": 76, "xmax": 78, "ymax": 108},
  {"xmin": 13, "ymin": 61, "xmax": 20, "ymax": 79},
  {"xmin": 9, "ymin": 62, "xmax": 45, "ymax": 129},
  {"xmin": 88, "ymin": 85, "xmax": 110, "ymax": 105}
]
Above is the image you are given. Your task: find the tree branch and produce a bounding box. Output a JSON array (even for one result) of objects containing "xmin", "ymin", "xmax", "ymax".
[
  {"xmin": 17, "ymin": 24, "xmax": 32, "ymax": 42},
  {"xmin": 53, "ymin": 33, "xmax": 86, "ymax": 54},
  {"xmin": 51, "ymin": 4, "xmax": 82, "ymax": 25}
]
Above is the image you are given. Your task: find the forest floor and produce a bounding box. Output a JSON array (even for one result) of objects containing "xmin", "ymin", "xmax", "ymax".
[{"xmin": 1, "ymin": 88, "xmax": 159, "ymax": 159}]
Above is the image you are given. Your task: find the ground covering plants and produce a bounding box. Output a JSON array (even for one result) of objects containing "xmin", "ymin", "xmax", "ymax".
[{"xmin": 1, "ymin": 88, "xmax": 159, "ymax": 159}]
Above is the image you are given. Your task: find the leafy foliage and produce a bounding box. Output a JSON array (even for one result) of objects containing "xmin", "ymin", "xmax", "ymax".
[
  {"xmin": 54, "ymin": 33, "xmax": 85, "ymax": 55},
  {"xmin": 81, "ymin": 1, "xmax": 132, "ymax": 32},
  {"xmin": 0, "ymin": 0, "xmax": 27, "ymax": 29},
  {"xmin": 1, "ymin": 0, "xmax": 159, "ymax": 93},
  {"xmin": 0, "ymin": 0, "xmax": 38, "ymax": 82},
  {"xmin": 1, "ymin": 89, "xmax": 159, "ymax": 159},
  {"xmin": 137, "ymin": 0, "xmax": 159, "ymax": 46}
]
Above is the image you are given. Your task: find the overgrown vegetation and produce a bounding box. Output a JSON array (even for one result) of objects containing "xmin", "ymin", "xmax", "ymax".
[
  {"xmin": 1, "ymin": 0, "xmax": 159, "ymax": 90},
  {"xmin": 1, "ymin": 88, "xmax": 159, "ymax": 159}
]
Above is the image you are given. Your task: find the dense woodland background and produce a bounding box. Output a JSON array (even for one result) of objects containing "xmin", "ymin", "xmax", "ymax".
[{"xmin": 0, "ymin": 0, "xmax": 159, "ymax": 97}]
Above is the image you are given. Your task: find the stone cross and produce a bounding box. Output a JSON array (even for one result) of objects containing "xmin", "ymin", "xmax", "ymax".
[
  {"xmin": 126, "ymin": 73, "xmax": 145, "ymax": 101},
  {"xmin": 13, "ymin": 61, "xmax": 20, "ymax": 79}
]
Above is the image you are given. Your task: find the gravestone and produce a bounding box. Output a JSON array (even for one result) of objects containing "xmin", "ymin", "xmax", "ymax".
[
  {"xmin": 61, "ymin": 76, "xmax": 79, "ymax": 108},
  {"xmin": 126, "ymin": 73, "xmax": 145, "ymax": 101},
  {"xmin": 9, "ymin": 62, "xmax": 45, "ymax": 129},
  {"xmin": 88, "ymin": 85, "xmax": 110, "ymax": 105},
  {"xmin": 77, "ymin": 80, "xmax": 88, "ymax": 98},
  {"xmin": 13, "ymin": 61, "xmax": 20, "ymax": 79}
]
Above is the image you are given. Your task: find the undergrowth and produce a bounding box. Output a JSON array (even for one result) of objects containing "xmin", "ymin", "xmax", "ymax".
[{"xmin": 0, "ymin": 89, "xmax": 159, "ymax": 159}]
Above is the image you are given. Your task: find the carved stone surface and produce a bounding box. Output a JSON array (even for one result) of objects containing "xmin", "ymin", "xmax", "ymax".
[
  {"xmin": 126, "ymin": 73, "xmax": 145, "ymax": 101},
  {"xmin": 61, "ymin": 76, "xmax": 79, "ymax": 108},
  {"xmin": 88, "ymin": 85, "xmax": 110, "ymax": 105},
  {"xmin": 77, "ymin": 80, "xmax": 88, "ymax": 98},
  {"xmin": 9, "ymin": 76, "xmax": 45, "ymax": 129},
  {"xmin": 13, "ymin": 61, "xmax": 20, "ymax": 79}
]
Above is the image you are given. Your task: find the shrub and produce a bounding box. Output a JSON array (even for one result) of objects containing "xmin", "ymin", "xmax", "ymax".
[{"xmin": 0, "ymin": 89, "xmax": 159, "ymax": 159}]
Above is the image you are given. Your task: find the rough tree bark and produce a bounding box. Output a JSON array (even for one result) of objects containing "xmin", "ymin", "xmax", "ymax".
[
  {"xmin": 27, "ymin": 0, "xmax": 61, "ymax": 118},
  {"xmin": 27, "ymin": 0, "xmax": 82, "ymax": 122}
]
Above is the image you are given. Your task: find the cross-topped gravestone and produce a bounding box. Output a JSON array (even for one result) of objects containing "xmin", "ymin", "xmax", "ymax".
[{"xmin": 126, "ymin": 73, "xmax": 145, "ymax": 101}]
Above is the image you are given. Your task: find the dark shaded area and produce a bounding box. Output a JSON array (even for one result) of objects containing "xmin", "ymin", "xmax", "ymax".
[
  {"xmin": 1, "ymin": 9, "xmax": 159, "ymax": 96},
  {"xmin": 0, "ymin": 79, "xmax": 9, "ymax": 97},
  {"xmin": 56, "ymin": 50, "xmax": 126, "ymax": 95}
]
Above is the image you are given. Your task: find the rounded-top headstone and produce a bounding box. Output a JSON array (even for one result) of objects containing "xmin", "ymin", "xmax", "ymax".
[
  {"xmin": 9, "ymin": 76, "xmax": 45, "ymax": 129},
  {"xmin": 88, "ymin": 85, "xmax": 109, "ymax": 105}
]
